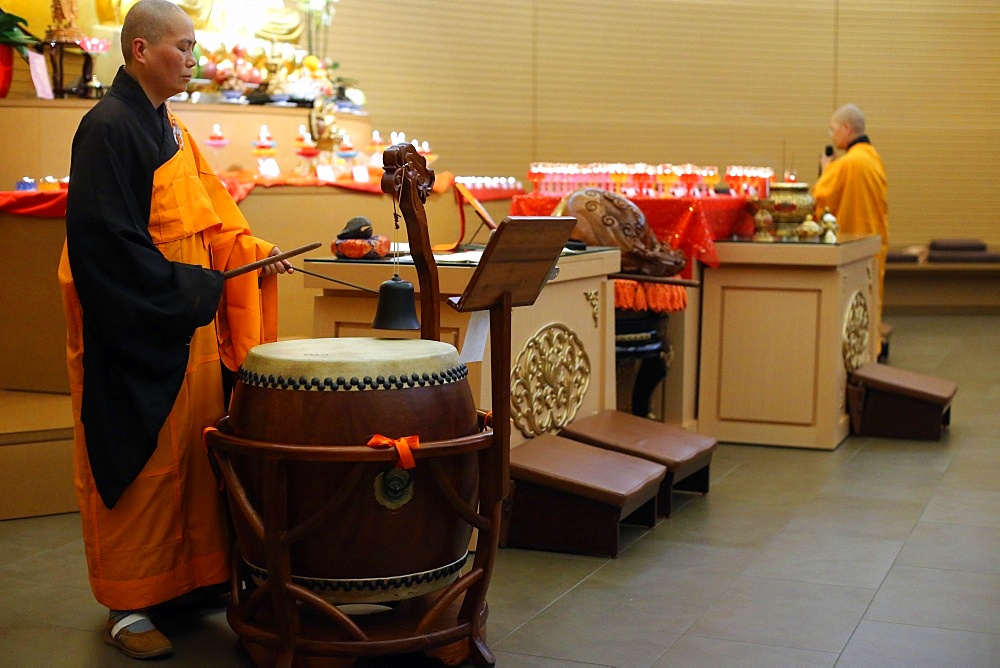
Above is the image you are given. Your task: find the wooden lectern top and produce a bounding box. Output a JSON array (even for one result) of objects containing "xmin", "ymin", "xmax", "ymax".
[{"xmin": 448, "ymin": 216, "xmax": 578, "ymax": 313}]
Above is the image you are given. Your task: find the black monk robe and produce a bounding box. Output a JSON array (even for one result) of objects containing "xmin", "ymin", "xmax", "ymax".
[{"xmin": 63, "ymin": 68, "xmax": 224, "ymax": 508}]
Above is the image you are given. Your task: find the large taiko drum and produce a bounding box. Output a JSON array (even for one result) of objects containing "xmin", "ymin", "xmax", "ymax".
[{"xmin": 218, "ymin": 337, "xmax": 481, "ymax": 604}]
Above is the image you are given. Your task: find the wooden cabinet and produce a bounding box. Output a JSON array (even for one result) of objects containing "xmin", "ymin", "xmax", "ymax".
[{"xmin": 697, "ymin": 235, "xmax": 881, "ymax": 449}]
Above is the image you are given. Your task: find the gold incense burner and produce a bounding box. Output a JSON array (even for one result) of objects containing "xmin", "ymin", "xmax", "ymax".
[{"xmin": 760, "ymin": 182, "xmax": 815, "ymax": 235}]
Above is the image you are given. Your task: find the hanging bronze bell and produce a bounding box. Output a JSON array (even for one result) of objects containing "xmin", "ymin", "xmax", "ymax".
[{"xmin": 371, "ymin": 274, "xmax": 420, "ymax": 330}]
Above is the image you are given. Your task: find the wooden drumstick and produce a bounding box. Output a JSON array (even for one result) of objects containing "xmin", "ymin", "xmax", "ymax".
[
  {"xmin": 223, "ymin": 242, "xmax": 322, "ymax": 279},
  {"xmin": 289, "ymin": 265, "xmax": 379, "ymax": 293}
]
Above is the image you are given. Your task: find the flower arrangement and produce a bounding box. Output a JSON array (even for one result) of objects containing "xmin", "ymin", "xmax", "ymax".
[
  {"xmin": 190, "ymin": 42, "xmax": 350, "ymax": 105},
  {"xmin": 296, "ymin": 0, "xmax": 340, "ymax": 58}
]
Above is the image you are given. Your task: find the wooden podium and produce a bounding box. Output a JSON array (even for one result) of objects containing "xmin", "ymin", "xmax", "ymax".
[{"xmin": 697, "ymin": 236, "xmax": 881, "ymax": 449}]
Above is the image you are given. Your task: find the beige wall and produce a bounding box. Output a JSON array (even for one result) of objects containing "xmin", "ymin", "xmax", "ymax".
[
  {"xmin": 323, "ymin": 0, "xmax": 1000, "ymax": 247},
  {"xmin": 4, "ymin": 0, "xmax": 999, "ymax": 246}
]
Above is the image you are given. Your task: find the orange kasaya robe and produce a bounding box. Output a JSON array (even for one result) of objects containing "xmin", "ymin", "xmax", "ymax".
[
  {"xmin": 812, "ymin": 139, "xmax": 889, "ymax": 329},
  {"xmin": 58, "ymin": 70, "xmax": 277, "ymax": 611}
]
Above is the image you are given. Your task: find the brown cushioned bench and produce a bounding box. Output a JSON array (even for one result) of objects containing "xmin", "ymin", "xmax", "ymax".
[
  {"xmin": 506, "ymin": 434, "xmax": 666, "ymax": 557},
  {"xmin": 559, "ymin": 411, "xmax": 717, "ymax": 517},
  {"xmin": 847, "ymin": 362, "xmax": 958, "ymax": 441}
]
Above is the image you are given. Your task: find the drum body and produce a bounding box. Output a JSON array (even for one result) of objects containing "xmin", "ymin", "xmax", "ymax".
[{"xmin": 221, "ymin": 337, "xmax": 480, "ymax": 603}]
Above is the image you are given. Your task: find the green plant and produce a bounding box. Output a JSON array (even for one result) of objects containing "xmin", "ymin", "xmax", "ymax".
[{"xmin": 0, "ymin": 11, "xmax": 39, "ymax": 61}]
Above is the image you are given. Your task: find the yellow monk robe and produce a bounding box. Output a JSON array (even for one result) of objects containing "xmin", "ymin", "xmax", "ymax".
[
  {"xmin": 59, "ymin": 110, "xmax": 277, "ymax": 610},
  {"xmin": 812, "ymin": 141, "xmax": 889, "ymax": 329}
]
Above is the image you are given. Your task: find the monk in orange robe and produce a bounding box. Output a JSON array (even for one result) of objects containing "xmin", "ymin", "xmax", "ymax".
[
  {"xmin": 812, "ymin": 103, "xmax": 889, "ymax": 335},
  {"xmin": 57, "ymin": 0, "xmax": 291, "ymax": 659}
]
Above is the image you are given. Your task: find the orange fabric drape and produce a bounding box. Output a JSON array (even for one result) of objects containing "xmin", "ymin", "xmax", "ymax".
[
  {"xmin": 812, "ymin": 141, "xmax": 889, "ymax": 332},
  {"xmin": 61, "ymin": 116, "xmax": 279, "ymax": 609},
  {"xmin": 61, "ymin": 232, "xmax": 231, "ymax": 610},
  {"xmin": 613, "ymin": 280, "xmax": 688, "ymax": 314}
]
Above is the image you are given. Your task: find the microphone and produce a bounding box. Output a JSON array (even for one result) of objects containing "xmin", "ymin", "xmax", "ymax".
[{"xmin": 820, "ymin": 145, "xmax": 834, "ymax": 176}]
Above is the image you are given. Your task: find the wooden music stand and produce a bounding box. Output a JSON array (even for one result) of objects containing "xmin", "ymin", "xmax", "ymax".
[
  {"xmin": 449, "ymin": 216, "xmax": 577, "ymax": 312},
  {"xmin": 448, "ymin": 215, "xmax": 578, "ymax": 503}
]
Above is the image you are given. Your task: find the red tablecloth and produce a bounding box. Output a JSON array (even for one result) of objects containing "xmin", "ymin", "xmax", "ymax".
[
  {"xmin": 0, "ymin": 173, "xmax": 472, "ymax": 214},
  {"xmin": 216, "ymin": 169, "xmax": 456, "ymax": 202},
  {"xmin": 216, "ymin": 170, "xmax": 524, "ymax": 204},
  {"xmin": 0, "ymin": 190, "xmax": 68, "ymax": 218},
  {"xmin": 0, "ymin": 177, "xmax": 522, "ymax": 218},
  {"xmin": 698, "ymin": 195, "xmax": 754, "ymax": 240},
  {"xmin": 510, "ymin": 191, "xmax": 726, "ymax": 313},
  {"xmin": 511, "ymin": 192, "xmax": 750, "ymax": 270}
]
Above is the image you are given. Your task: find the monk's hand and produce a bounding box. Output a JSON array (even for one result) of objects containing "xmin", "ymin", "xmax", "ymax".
[
  {"xmin": 820, "ymin": 151, "xmax": 835, "ymax": 172},
  {"xmin": 260, "ymin": 246, "xmax": 294, "ymax": 276}
]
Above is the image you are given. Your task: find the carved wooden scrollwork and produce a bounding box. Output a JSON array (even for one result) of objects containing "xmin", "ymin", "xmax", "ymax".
[
  {"xmin": 584, "ymin": 289, "xmax": 600, "ymax": 327},
  {"xmin": 379, "ymin": 142, "xmax": 439, "ymax": 340},
  {"xmin": 842, "ymin": 290, "xmax": 871, "ymax": 372},
  {"xmin": 381, "ymin": 143, "xmax": 435, "ymax": 204},
  {"xmin": 510, "ymin": 323, "xmax": 591, "ymax": 438}
]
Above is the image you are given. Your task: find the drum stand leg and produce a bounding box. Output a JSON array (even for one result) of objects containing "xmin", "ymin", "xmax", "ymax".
[{"xmin": 210, "ymin": 433, "xmax": 501, "ymax": 666}]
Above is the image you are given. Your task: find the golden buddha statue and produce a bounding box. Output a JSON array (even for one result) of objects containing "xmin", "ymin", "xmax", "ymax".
[
  {"xmin": 96, "ymin": 0, "xmax": 136, "ymax": 25},
  {"xmin": 255, "ymin": 7, "xmax": 303, "ymax": 43},
  {"xmin": 95, "ymin": 0, "xmax": 304, "ymax": 44},
  {"xmin": 96, "ymin": 0, "xmax": 215, "ymax": 30},
  {"xmin": 48, "ymin": 0, "xmax": 86, "ymax": 42}
]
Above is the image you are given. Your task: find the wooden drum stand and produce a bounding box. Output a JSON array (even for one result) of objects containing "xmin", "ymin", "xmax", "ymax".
[{"xmin": 206, "ymin": 143, "xmax": 575, "ymax": 666}]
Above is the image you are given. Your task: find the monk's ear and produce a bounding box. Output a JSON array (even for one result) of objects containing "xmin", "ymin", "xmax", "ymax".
[{"xmin": 130, "ymin": 37, "xmax": 148, "ymax": 65}]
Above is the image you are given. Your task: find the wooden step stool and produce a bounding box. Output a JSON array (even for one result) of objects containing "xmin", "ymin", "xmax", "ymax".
[
  {"xmin": 847, "ymin": 362, "xmax": 958, "ymax": 441},
  {"xmin": 559, "ymin": 410, "xmax": 717, "ymax": 517},
  {"xmin": 506, "ymin": 434, "xmax": 666, "ymax": 557}
]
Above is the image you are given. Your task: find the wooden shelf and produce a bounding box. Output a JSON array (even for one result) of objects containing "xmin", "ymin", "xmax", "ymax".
[{"xmin": 884, "ymin": 261, "xmax": 1000, "ymax": 314}]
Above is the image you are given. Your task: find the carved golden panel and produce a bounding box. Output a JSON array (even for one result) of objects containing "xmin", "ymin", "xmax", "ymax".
[
  {"xmin": 510, "ymin": 323, "xmax": 591, "ymax": 438},
  {"xmin": 583, "ymin": 289, "xmax": 600, "ymax": 327},
  {"xmin": 842, "ymin": 290, "xmax": 871, "ymax": 372}
]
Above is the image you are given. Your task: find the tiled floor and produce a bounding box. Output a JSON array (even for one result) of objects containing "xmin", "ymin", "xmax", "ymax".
[{"xmin": 1, "ymin": 314, "xmax": 998, "ymax": 667}]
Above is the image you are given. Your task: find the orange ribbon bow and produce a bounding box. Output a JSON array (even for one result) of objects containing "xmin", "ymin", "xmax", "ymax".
[{"xmin": 367, "ymin": 434, "xmax": 420, "ymax": 469}]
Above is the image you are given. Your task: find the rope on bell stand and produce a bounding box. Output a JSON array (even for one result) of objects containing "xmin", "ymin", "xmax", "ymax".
[{"xmin": 389, "ymin": 170, "xmax": 404, "ymax": 280}]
